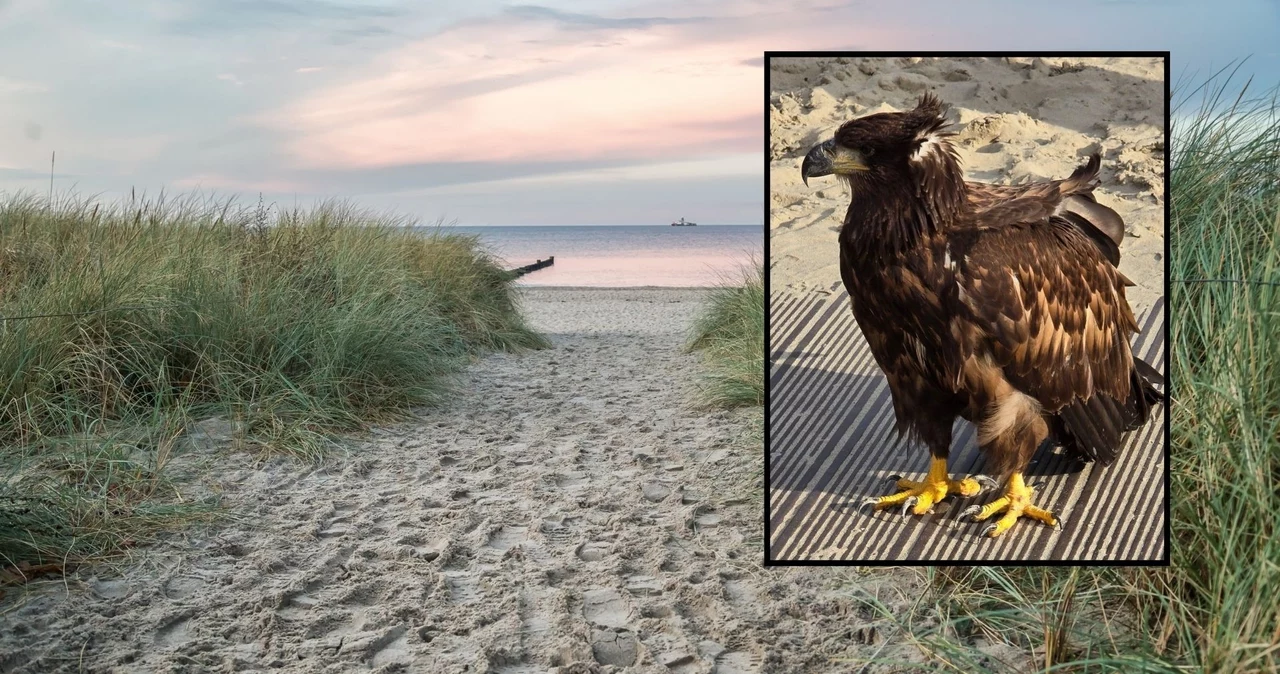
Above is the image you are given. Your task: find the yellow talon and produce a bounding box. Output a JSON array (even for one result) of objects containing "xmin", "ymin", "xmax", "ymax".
[
  {"xmin": 866, "ymin": 457, "xmax": 991, "ymax": 516},
  {"xmin": 961, "ymin": 472, "xmax": 1060, "ymax": 537}
]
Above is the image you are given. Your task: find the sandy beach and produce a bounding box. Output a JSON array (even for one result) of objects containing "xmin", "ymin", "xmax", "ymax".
[
  {"xmin": 769, "ymin": 56, "xmax": 1166, "ymax": 312},
  {"xmin": 0, "ymin": 287, "xmax": 962, "ymax": 674}
]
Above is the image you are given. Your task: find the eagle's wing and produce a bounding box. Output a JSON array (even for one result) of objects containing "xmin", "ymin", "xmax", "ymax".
[
  {"xmin": 962, "ymin": 155, "xmax": 1125, "ymax": 266},
  {"xmin": 966, "ymin": 182, "xmax": 1033, "ymax": 211},
  {"xmin": 954, "ymin": 214, "xmax": 1144, "ymax": 464}
]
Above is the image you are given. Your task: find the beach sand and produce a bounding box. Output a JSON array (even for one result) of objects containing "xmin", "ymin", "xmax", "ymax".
[
  {"xmin": 770, "ymin": 56, "xmax": 1166, "ymax": 312},
  {"xmin": 0, "ymin": 288, "xmax": 969, "ymax": 673}
]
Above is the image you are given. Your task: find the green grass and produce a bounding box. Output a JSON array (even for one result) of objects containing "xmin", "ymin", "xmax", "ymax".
[
  {"xmin": 688, "ymin": 262, "xmax": 765, "ymax": 540},
  {"xmin": 0, "ymin": 192, "xmax": 546, "ymax": 574},
  {"xmin": 688, "ymin": 262, "xmax": 764, "ymax": 407},
  {"xmin": 850, "ymin": 69, "xmax": 1280, "ymax": 674}
]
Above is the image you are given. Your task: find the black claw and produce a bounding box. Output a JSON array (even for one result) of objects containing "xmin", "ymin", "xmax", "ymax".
[
  {"xmin": 973, "ymin": 475, "xmax": 999, "ymax": 491},
  {"xmin": 982, "ymin": 524, "xmax": 998, "ymax": 538},
  {"xmin": 901, "ymin": 496, "xmax": 918, "ymax": 516},
  {"xmin": 860, "ymin": 497, "xmax": 880, "ymax": 513},
  {"xmin": 960, "ymin": 504, "xmax": 982, "ymax": 520},
  {"xmin": 886, "ymin": 474, "xmax": 903, "ymax": 482}
]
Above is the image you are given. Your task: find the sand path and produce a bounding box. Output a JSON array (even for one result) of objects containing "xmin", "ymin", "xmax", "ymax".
[{"xmin": 1, "ymin": 288, "xmax": 932, "ymax": 674}]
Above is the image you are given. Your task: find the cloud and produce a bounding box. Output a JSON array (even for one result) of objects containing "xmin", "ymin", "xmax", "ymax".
[
  {"xmin": 503, "ymin": 5, "xmax": 708, "ymax": 30},
  {"xmin": 376, "ymin": 152, "xmax": 759, "ymax": 198},
  {"xmin": 162, "ymin": 0, "xmax": 407, "ymax": 35},
  {"xmin": 251, "ymin": 1, "xmax": 873, "ymax": 170},
  {"xmin": 328, "ymin": 24, "xmax": 398, "ymax": 46},
  {"xmin": 3, "ymin": 0, "xmax": 1275, "ymax": 226}
]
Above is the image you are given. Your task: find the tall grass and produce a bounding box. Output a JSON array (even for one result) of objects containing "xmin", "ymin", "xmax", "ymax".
[
  {"xmin": 689, "ymin": 262, "xmax": 765, "ymax": 533},
  {"xmin": 856, "ymin": 68, "xmax": 1280, "ymax": 673},
  {"xmin": 688, "ymin": 262, "xmax": 764, "ymax": 407},
  {"xmin": 0, "ymin": 192, "xmax": 545, "ymax": 573},
  {"xmin": 1152, "ymin": 67, "xmax": 1280, "ymax": 673}
]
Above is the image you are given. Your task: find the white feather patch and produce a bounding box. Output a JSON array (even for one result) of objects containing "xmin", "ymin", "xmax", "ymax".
[{"xmin": 910, "ymin": 133, "xmax": 944, "ymax": 164}]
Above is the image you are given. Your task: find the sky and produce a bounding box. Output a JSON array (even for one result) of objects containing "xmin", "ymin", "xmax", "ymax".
[{"xmin": 1, "ymin": 0, "xmax": 1278, "ymax": 225}]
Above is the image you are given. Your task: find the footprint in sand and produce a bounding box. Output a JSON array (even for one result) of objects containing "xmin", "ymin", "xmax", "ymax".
[
  {"xmin": 623, "ymin": 575, "xmax": 663, "ymax": 597},
  {"xmin": 722, "ymin": 578, "xmax": 755, "ymax": 605},
  {"xmin": 153, "ymin": 611, "xmax": 195, "ymax": 648},
  {"xmin": 485, "ymin": 525, "xmax": 529, "ymax": 552},
  {"xmin": 581, "ymin": 590, "xmax": 641, "ymax": 666},
  {"xmin": 443, "ymin": 571, "xmax": 481, "ymax": 605},
  {"xmin": 713, "ymin": 651, "xmax": 763, "ymax": 674},
  {"xmin": 162, "ymin": 575, "xmax": 205, "ymax": 600},
  {"xmin": 575, "ymin": 541, "xmax": 610, "ymax": 562},
  {"xmin": 538, "ymin": 515, "xmax": 578, "ymax": 546},
  {"xmin": 581, "ymin": 588, "xmax": 633, "ymax": 629}
]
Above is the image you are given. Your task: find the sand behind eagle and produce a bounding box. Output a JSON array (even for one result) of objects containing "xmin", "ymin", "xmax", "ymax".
[{"xmin": 769, "ymin": 56, "xmax": 1166, "ymax": 313}]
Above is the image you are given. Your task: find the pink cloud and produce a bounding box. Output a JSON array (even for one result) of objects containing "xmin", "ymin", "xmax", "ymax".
[{"xmin": 255, "ymin": 1, "xmax": 900, "ymax": 169}]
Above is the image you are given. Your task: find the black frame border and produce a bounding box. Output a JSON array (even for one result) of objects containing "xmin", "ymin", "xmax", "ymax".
[{"xmin": 761, "ymin": 50, "xmax": 1173, "ymax": 568}]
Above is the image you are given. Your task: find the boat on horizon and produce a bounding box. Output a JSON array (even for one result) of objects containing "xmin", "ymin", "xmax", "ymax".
[{"xmin": 670, "ymin": 217, "xmax": 697, "ymax": 227}]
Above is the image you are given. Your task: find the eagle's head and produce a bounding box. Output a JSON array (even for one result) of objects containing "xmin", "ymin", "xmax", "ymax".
[{"xmin": 801, "ymin": 93, "xmax": 956, "ymax": 187}]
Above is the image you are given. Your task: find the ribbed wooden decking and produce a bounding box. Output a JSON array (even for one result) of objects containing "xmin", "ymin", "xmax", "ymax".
[{"xmin": 767, "ymin": 284, "xmax": 1166, "ymax": 562}]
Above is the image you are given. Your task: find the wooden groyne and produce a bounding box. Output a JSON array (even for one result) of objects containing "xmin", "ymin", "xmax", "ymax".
[{"xmin": 511, "ymin": 256, "xmax": 554, "ymax": 277}]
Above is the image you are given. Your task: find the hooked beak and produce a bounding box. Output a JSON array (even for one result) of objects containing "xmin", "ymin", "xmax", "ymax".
[
  {"xmin": 801, "ymin": 140, "xmax": 834, "ymax": 187},
  {"xmin": 802, "ymin": 139, "xmax": 870, "ymax": 186}
]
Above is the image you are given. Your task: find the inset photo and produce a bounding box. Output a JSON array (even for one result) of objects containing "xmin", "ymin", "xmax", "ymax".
[{"xmin": 766, "ymin": 54, "xmax": 1168, "ymax": 563}]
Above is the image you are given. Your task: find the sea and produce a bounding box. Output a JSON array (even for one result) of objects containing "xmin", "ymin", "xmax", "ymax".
[{"xmin": 431, "ymin": 225, "xmax": 763, "ymax": 287}]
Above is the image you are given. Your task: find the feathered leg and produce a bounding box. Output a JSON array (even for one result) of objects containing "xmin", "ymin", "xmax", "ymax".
[
  {"xmin": 962, "ymin": 390, "xmax": 1060, "ymax": 537},
  {"xmin": 866, "ymin": 422, "xmax": 996, "ymax": 516}
]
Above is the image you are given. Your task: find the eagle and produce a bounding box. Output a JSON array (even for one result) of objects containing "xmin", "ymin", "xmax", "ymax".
[{"xmin": 800, "ymin": 93, "xmax": 1164, "ymax": 537}]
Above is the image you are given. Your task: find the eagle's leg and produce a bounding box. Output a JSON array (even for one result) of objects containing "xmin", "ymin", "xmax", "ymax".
[
  {"xmin": 962, "ymin": 472, "xmax": 1059, "ymax": 537},
  {"xmin": 866, "ymin": 426, "xmax": 995, "ymax": 515},
  {"xmin": 963, "ymin": 391, "xmax": 1059, "ymax": 537}
]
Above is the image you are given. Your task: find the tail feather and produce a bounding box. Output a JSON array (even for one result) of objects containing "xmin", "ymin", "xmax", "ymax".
[
  {"xmin": 1058, "ymin": 394, "xmax": 1121, "ymax": 466},
  {"xmin": 1065, "ymin": 152, "xmax": 1102, "ymax": 187},
  {"xmin": 1055, "ymin": 356, "xmax": 1163, "ymax": 467},
  {"xmin": 1056, "ymin": 153, "xmax": 1127, "ymax": 265},
  {"xmin": 1130, "ymin": 356, "xmax": 1166, "ymax": 426}
]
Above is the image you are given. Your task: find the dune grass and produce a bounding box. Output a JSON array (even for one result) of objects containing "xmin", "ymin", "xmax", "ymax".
[
  {"xmin": 849, "ymin": 69, "xmax": 1279, "ymax": 673},
  {"xmin": 689, "ymin": 262, "xmax": 766, "ymax": 531},
  {"xmin": 688, "ymin": 262, "xmax": 764, "ymax": 408},
  {"xmin": 0, "ymin": 192, "xmax": 545, "ymax": 574}
]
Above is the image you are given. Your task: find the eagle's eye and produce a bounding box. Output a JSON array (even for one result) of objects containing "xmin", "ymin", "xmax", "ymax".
[{"xmin": 863, "ymin": 147, "xmax": 876, "ymax": 159}]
